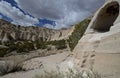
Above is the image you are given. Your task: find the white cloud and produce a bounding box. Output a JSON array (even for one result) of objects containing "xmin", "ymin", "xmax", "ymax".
[
  {"xmin": 43, "ymin": 24, "xmax": 54, "ymax": 29},
  {"xmin": 0, "ymin": 1, "xmax": 39, "ymax": 26},
  {"xmin": 14, "ymin": 0, "xmax": 104, "ymax": 28}
]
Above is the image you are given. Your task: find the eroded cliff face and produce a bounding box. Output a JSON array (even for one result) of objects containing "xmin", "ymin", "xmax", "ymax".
[
  {"xmin": 0, "ymin": 19, "xmax": 74, "ymax": 43},
  {"xmin": 74, "ymin": 1, "xmax": 120, "ymax": 78}
]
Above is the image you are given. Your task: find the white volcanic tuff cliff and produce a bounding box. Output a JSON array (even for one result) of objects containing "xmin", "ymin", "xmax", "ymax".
[
  {"xmin": 74, "ymin": 0, "xmax": 120, "ymax": 78},
  {"xmin": 0, "ymin": 19, "xmax": 74, "ymax": 43},
  {"xmin": 51, "ymin": 26, "xmax": 75, "ymax": 40}
]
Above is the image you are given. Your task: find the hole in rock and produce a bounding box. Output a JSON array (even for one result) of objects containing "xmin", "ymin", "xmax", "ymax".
[{"xmin": 92, "ymin": 2, "xmax": 119, "ymax": 32}]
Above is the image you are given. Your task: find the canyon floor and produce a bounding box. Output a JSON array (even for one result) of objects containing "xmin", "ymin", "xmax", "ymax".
[{"xmin": 0, "ymin": 50, "xmax": 73, "ymax": 78}]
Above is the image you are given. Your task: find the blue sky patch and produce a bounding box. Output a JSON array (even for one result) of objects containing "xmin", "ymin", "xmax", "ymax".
[
  {"xmin": 0, "ymin": 13, "xmax": 13, "ymax": 22},
  {"xmin": 0, "ymin": 0, "xmax": 56, "ymax": 27}
]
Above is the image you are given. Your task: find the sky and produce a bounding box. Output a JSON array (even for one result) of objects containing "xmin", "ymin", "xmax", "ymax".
[{"xmin": 0, "ymin": 0, "xmax": 104, "ymax": 29}]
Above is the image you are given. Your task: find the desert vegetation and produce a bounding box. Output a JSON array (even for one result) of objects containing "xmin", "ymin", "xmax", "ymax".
[
  {"xmin": 0, "ymin": 47, "xmax": 8, "ymax": 57},
  {"xmin": 46, "ymin": 39, "xmax": 67, "ymax": 50},
  {"xmin": 0, "ymin": 39, "xmax": 67, "ymax": 57},
  {"xmin": 33, "ymin": 69, "xmax": 101, "ymax": 78},
  {"xmin": 67, "ymin": 19, "xmax": 91, "ymax": 51},
  {"xmin": 0, "ymin": 61, "xmax": 24, "ymax": 76}
]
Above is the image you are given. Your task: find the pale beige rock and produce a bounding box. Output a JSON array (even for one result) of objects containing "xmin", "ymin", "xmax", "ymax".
[
  {"xmin": 0, "ymin": 19, "xmax": 74, "ymax": 43},
  {"xmin": 74, "ymin": 0, "xmax": 120, "ymax": 77},
  {"xmin": 0, "ymin": 52, "xmax": 72, "ymax": 78}
]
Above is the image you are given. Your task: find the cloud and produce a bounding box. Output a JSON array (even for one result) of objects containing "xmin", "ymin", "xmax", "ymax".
[
  {"xmin": 0, "ymin": 1, "xmax": 39, "ymax": 26},
  {"xmin": 14, "ymin": 0, "xmax": 104, "ymax": 28},
  {"xmin": 43, "ymin": 24, "xmax": 55, "ymax": 29},
  {"xmin": 0, "ymin": 0, "xmax": 104, "ymax": 28}
]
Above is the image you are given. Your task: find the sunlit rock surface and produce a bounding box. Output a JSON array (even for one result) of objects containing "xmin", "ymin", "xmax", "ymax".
[{"xmin": 74, "ymin": 0, "xmax": 120, "ymax": 78}]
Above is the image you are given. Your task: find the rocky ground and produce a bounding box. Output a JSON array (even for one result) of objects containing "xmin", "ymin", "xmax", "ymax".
[
  {"xmin": 94, "ymin": 53, "xmax": 120, "ymax": 78},
  {"xmin": 73, "ymin": 27, "xmax": 120, "ymax": 78},
  {"xmin": 0, "ymin": 50, "xmax": 73, "ymax": 78}
]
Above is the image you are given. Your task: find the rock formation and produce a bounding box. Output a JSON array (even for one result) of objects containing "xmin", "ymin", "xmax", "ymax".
[
  {"xmin": 74, "ymin": 0, "xmax": 120, "ymax": 78},
  {"xmin": 0, "ymin": 19, "xmax": 74, "ymax": 43}
]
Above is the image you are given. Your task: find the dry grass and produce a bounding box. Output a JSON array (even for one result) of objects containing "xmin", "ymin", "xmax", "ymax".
[
  {"xmin": 0, "ymin": 61, "xmax": 24, "ymax": 76},
  {"xmin": 33, "ymin": 69, "xmax": 101, "ymax": 78}
]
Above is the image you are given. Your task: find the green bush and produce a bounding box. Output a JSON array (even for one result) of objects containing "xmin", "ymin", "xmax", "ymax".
[
  {"xmin": 8, "ymin": 43, "xmax": 17, "ymax": 52},
  {"xmin": 67, "ymin": 19, "xmax": 91, "ymax": 51},
  {"xmin": 15, "ymin": 41, "xmax": 35, "ymax": 53},
  {"xmin": 56, "ymin": 44, "xmax": 67, "ymax": 50},
  {"xmin": 15, "ymin": 43, "xmax": 27, "ymax": 53},
  {"xmin": 47, "ymin": 39, "xmax": 67, "ymax": 50},
  {"xmin": 35, "ymin": 41, "xmax": 47, "ymax": 49},
  {"xmin": 0, "ymin": 47, "xmax": 8, "ymax": 57},
  {"xmin": 0, "ymin": 39, "xmax": 67, "ymax": 56}
]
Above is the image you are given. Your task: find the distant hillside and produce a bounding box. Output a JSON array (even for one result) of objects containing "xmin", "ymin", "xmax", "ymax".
[
  {"xmin": 0, "ymin": 17, "xmax": 91, "ymax": 56},
  {"xmin": 0, "ymin": 19, "xmax": 73, "ymax": 56}
]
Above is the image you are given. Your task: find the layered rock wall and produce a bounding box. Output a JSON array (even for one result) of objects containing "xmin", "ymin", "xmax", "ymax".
[{"xmin": 0, "ymin": 19, "xmax": 74, "ymax": 43}]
